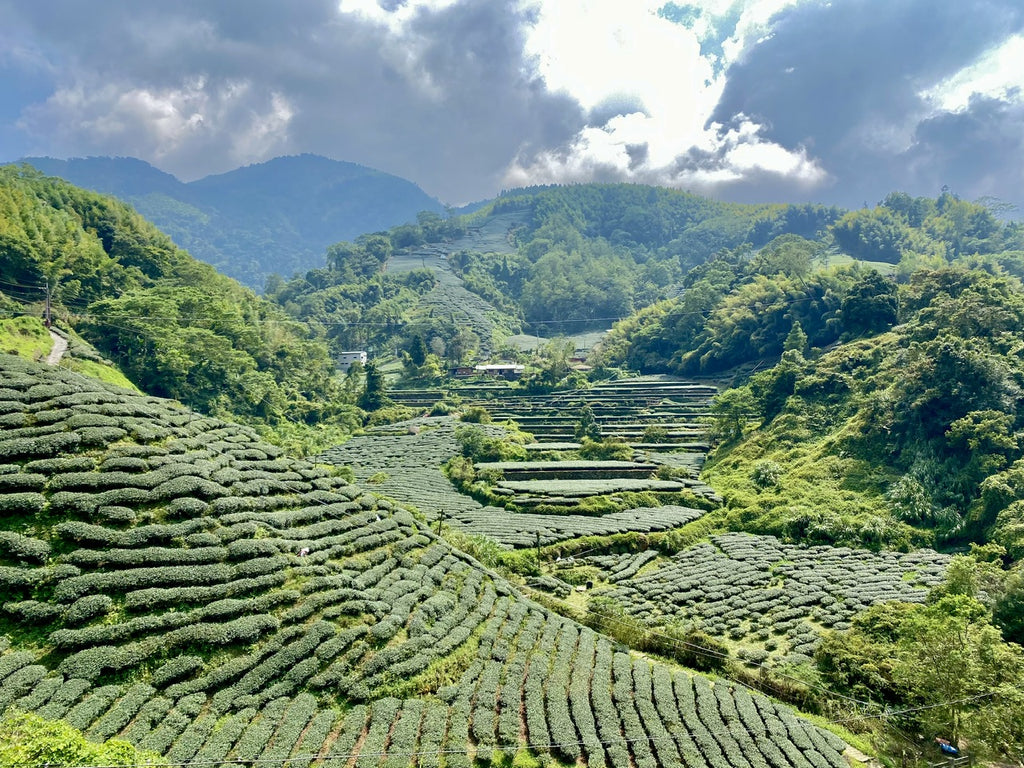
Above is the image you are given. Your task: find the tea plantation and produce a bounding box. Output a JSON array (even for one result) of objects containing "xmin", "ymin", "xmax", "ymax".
[
  {"xmin": 318, "ymin": 418, "xmax": 708, "ymax": 547},
  {"xmin": 587, "ymin": 533, "xmax": 949, "ymax": 667},
  {"xmin": 0, "ymin": 353, "xmax": 853, "ymax": 767}
]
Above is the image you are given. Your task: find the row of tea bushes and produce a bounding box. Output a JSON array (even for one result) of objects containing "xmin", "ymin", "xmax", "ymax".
[{"xmin": 0, "ymin": 354, "xmax": 850, "ymax": 766}]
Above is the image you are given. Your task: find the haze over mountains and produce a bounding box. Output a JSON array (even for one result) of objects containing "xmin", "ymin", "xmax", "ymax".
[{"xmin": 22, "ymin": 155, "xmax": 446, "ymax": 289}]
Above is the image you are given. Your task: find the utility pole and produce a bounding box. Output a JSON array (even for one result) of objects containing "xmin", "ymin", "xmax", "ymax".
[{"xmin": 43, "ymin": 281, "xmax": 52, "ymax": 328}]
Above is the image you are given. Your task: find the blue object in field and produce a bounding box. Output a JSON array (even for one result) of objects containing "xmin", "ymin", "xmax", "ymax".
[{"xmin": 939, "ymin": 742, "xmax": 959, "ymax": 755}]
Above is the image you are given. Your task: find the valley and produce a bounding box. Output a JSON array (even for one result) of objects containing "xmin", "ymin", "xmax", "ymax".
[
  {"xmin": 1, "ymin": 167, "xmax": 1023, "ymax": 765},
  {"xmin": 0, "ymin": 354, "xmax": 856, "ymax": 768}
]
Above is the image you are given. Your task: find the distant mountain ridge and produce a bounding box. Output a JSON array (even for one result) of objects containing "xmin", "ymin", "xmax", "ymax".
[{"xmin": 21, "ymin": 154, "xmax": 446, "ymax": 289}]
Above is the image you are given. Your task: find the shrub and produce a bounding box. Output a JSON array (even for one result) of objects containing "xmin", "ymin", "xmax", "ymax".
[
  {"xmin": 752, "ymin": 460, "xmax": 783, "ymax": 489},
  {"xmin": 366, "ymin": 405, "xmax": 414, "ymax": 426},
  {"xmin": 64, "ymin": 594, "xmax": 114, "ymax": 626},
  {"xmin": 166, "ymin": 497, "xmax": 209, "ymax": 518},
  {"xmin": 0, "ymin": 532, "xmax": 49, "ymax": 563},
  {"xmin": 151, "ymin": 656, "xmax": 205, "ymax": 688},
  {"xmin": 0, "ymin": 710, "xmax": 161, "ymax": 766},
  {"xmin": 95, "ymin": 506, "xmax": 136, "ymax": 524},
  {"xmin": 3, "ymin": 600, "xmax": 62, "ymax": 623},
  {"xmin": 0, "ymin": 493, "xmax": 46, "ymax": 516},
  {"xmin": 460, "ymin": 406, "xmax": 492, "ymax": 424},
  {"xmin": 578, "ymin": 437, "xmax": 633, "ymax": 460},
  {"xmin": 641, "ymin": 424, "xmax": 669, "ymax": 442}
]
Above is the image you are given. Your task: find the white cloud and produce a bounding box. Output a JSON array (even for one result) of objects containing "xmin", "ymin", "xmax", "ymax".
[
  {"xmin": 19, "ymin": 77, "xmax": 293, "ymax": 175},
  {"xmin": 922, "ymin": 33, "xmax": 1024, "ymax": 112},
  {"xmin": 504, "ymin": 113, "xmax": 827, "ymax": 195},
  {"xmin": 506, "ymin": 0, "xmax": 827, "ymax": 197}
]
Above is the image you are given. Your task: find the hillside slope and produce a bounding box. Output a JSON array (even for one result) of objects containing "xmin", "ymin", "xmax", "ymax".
[
  {"xmin": 0, "ymin": 353, "xmax": 851, "ymax": 767},
  {"xmin": 0, "ymin": 165, "xmax": 346, "ymax": 430},
  {"xmin": 270, "ymin": 185, "xmax": 843, "ymax": 363},
  {"xmin": 20, "ymin": 155, "xmax": 445, "ymax": 289}
]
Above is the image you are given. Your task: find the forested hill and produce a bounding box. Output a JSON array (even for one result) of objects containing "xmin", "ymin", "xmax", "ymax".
[
  {"xmin": 0, "ymin": 164, "xmax": 346, "ymax": 436},
  {"xmin": 451, "ymin": 184, "xmax": 842, "ymax": 332},
  {"xmin": 269, "ymin": 183, "xmax": 842, "ymax": 363},
  {"xmin": 598, "ymin": 191, "xmax": 1024, "ymax": 376},
  {"xmin": 589, "ymin": 192, "xmax": 1024, "ymax": 557},
  {"xmin": 20, "ymin": 155, "xmax": 445, "ymax": 289}
]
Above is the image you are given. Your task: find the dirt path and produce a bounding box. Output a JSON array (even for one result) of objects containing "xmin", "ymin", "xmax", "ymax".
[{"xmin": 45, "ymin": 329, "xmax": 67, "ymax": 366}]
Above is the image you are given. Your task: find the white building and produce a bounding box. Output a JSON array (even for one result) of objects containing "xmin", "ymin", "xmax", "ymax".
[{"xmin": 338, "ymin": 351, "xmax": 367, "ymax": 371}]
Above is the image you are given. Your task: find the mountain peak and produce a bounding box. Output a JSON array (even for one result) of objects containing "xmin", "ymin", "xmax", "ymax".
[{"xmin": 18, "ymin": 154, "xmax": 446, "ymax": 288}]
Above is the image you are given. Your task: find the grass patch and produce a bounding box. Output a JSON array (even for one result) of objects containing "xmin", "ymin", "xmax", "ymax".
[
  {"xmin": 64, "ymin": 358, "xmax": 138, "ymax": 390},
  {"xmin": 0, "ymin": 317, "xmax": 52, "ymax": 360}
]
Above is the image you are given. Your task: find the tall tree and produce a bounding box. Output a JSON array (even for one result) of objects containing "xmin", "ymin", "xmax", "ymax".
[{"xmin": 358, "ymin": 362, "xmax": 388, "ymax": 412}]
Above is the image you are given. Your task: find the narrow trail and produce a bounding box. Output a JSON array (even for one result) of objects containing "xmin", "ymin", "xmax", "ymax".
[{"xmin": 45, "ymin": 329, "xmax": 67, "ymax": 366}]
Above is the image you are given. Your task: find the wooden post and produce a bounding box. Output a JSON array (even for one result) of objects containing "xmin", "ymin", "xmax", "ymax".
[{"xmin": 43, "ymin": 281, "xmax": 51, "ymax": 328}]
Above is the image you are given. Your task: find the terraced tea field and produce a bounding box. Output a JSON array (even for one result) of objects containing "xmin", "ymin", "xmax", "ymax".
[
  {"xmin": 583, "ymin": 532, "xmax": 949, "ymax": 666},
  {"xmin": 318, "ymin": 419, "xmax": 709, "ymax": 547},
  {"xmin": 0, "ymin": 353, "xmax": 854, "ymax": 767},
  {"xmin": 384, "ymin": 208, "xmax": 527, "ymax": 355},
  {"xmin": 382, "ymin": 376, "xmax": 720, "ymax": 516},
  {"xmin": 439, "ymin": 376, "xmax": 718, "ymax": 449}
]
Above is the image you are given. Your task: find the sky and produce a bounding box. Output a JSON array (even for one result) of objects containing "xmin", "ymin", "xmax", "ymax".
[{"xmin": 1, "ymin": 0, "xmax": 1023, "ymax": 210}]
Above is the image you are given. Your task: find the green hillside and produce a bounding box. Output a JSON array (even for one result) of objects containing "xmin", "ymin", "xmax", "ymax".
[
  {"xmin": 0, "ymin": 353, "xmax": 856, "ymax": 767},
  {"xmin": 0, "ymin": 165, "xmax": 357, "ymax": 442},
  {"xmin": 597, "ymin": 192, "xmax": 1024, "ymax": 376},
  {"xmin": 269, "ymin": 184, "xmax": 842, "ymax": 365}
]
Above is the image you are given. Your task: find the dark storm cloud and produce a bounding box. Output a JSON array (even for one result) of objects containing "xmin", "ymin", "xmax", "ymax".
[
  {"xmin": 587, "ymin": 93, "xmax": 649, "ymax": 127},
  {"xmin": 2, "ymin": 0, "xmax": 585, "ymax": 201},
  {"xmin": 709, "ymin": 0, "xmax": 1024, "ymax": 207},
  {"xmin": 900, "ymin": 94, "xmax": 1024, "ymax": 206},
  {"xmin": 330, "ymin": 0, "xmax": 585, "ymax": 199}
]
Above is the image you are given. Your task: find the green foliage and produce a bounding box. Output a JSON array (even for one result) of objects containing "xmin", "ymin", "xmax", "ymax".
[
  {"xmin": 840, "ymin": 270, "xmax": 898, "ymax": 336},
  {"xmin": 573, "ymin": 404, "xmax": 601, "ymax": 441},
  {"xmin": 454, "ymin": 425, "xmax": 527, "ymax": 463},
  {"xmin": 585, "ymin": 597, "xmax": 729, "ymax": 673},
  {"xmin": 709, "ymin": 385, "xmax": 755, "ymax": 443},
  {"xmin": 459, "ymin": 405, "xmax": 491, "ymax": 424},
  {"xmin": 0, "ymin": 710, "xmax": 161, "ymax": 766},
  {"xmin": 0, "ymin": 317, "xmax": 51, "ymax": 360},
  {"xmin": 816, "ymin": 595, "xmax": 1024, "ymax": 759},
  {"xmin": 700, "ymin": 264, "xmax": 1024, "ymax": 552},
  {"xmin": 0, "ymin": 165, "xmax": 350, "ymax": 429},
  {"xmin": 641, "ymin": 424, "xmax": 668, "ymax": 443},
  {"xmin": 832, "ymin": 206, "xmax": 913, "ymax": 263},
  {"xmin": 448, "ymin": 185, "xmax": 841, "ymax": 336},
  {"xmin": 578, "ymin": 437, "xmax": 632, "ymax": 461},
  {"xmin": 782, "ymin": 320, "xmax": 807, "ymax": 355},
  {"xmin": 357, "ymin": 362, "xmax": 389, "ymax": 412},
  {"xmin": 751, "ymin": 460, "xmax": 783, "ymax": 489}
]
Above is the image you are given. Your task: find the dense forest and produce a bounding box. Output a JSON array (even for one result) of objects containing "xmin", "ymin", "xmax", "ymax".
[
  {"xmin": 268, "ymin": 184, "xmax": 841, "ymax": 363},
  {"xmin": 598, "ymin": 191, "xmax": 1024, "ymax": 375}
]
